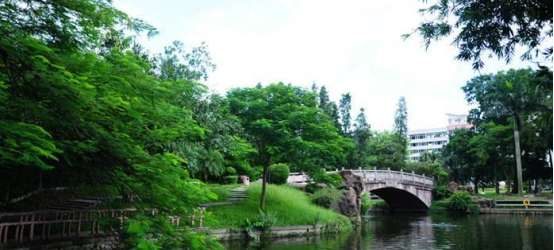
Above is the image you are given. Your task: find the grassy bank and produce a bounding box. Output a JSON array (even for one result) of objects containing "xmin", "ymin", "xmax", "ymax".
[{"xmin": 204, "ymin": 184, "xmax": 351, "ymax": 230}]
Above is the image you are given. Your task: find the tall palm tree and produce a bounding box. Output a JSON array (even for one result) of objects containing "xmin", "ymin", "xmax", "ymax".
[{"xmin": 463, "ymin": 69, "xmax": 547, "ymax": 194}]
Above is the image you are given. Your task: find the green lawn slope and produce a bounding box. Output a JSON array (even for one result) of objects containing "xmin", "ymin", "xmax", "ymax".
[{"xmin": 204, "ymin": 184, "xmax": 351, "ymax": 229}]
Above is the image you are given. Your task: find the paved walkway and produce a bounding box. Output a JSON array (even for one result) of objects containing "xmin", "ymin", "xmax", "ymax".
[{"xmin": 201, "ymin": 186, "xmax": 247, "ymax": 208}]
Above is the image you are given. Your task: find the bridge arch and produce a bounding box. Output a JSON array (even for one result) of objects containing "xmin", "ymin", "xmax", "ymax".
[
  {"xmin": 368, "ymin": 187, "xmax": 429, "ymax": 212},
  {"xmin": 288, "ymin": 169, "xmax": 435, "ymax": 212}
]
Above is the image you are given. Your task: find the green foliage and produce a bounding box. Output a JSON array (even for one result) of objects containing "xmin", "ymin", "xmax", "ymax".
[
  {"xmin": 268, "ymin": 163, "xmax": 290, "ymax": 185},
  {"xmin": 446, "ymin": 191, "xmax": 475, "ymax": 213},
  {"xmin": 242, "ymin": 211, "xmax": 277, "ymax": 232},
  {"xmin": 339, "ymin": 93, "xmax": 352, "ymax": 135},
  {"xmin": 393, "ymin": 96, "xmax": 408, "ymax": 143},
  {"xmin": 367, "ymin": 131, "xmax": 407, "ymax": 170},
  {"xmin": 0, "ymin": 0, "xmax": 227, "ymax": 248},
  {"xmin": 311, "ymin": 187, "xmax": 343, "ymax": 209},
  {"xmin": 447, "ymin": 68, "xmax": 554, "ymax": 193},
  {"xmin": 223, "ymin": 176, "xmax": 238, "ymax": 184},
  {"xmin": 360, "ymin": 193, "xmax": 374, "ymax": 214},
  {"xmin": 322, "ymin": 173, "xmax": 343, "ymax": 187},
  {"xmin": 408, "ymin": 0, "xmax": 552, "ymax": 69},
  {"xmin": 228, "ymin": 84, "xmax": 354, "ymax": 208},
  {"xmin": 433, "ymin": 186, "xmax": 453, "ymax": 200},
  {"xmin": 305, "ymin": 183, "xmax": 322, "ymax": 194},
  {"xmin": 353, "ymin": 108, "xmax": 372, "ymax": 168},
  {"xmin": 226, "ymin": 167, "xmax": 237, "ymax": 175}
]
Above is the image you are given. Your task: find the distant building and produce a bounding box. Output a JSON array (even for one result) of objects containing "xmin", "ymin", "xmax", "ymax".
[
  {"xmin": 408, "ymin": 114, "xmax": 472, "ymax": 162},
  {"xmin": 445, "ymin": 113, "xmax": 473, "ymax": 133}
]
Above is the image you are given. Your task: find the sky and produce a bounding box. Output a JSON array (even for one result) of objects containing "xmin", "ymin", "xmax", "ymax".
[{"xmin": 114, "ymin": 0, "xmax": 537, "ymax": 131}]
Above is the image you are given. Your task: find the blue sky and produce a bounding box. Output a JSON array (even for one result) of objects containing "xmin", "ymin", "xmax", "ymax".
[{"xmin": 114, "ymin": 0, "xmax": 537, "ymax": 131}]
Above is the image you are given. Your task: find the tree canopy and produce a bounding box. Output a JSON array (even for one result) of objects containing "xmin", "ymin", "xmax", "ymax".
[{"xmin": 407, "ymin": 0, "xmax": 553, "ymax": 69}]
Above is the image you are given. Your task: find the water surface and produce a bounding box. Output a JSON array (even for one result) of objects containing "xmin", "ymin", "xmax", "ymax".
[{"xmin": 225, "ymin": 214, "xmax": 553, "ymax": 250}]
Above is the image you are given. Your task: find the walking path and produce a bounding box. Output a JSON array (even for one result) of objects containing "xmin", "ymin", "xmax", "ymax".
[{"xmin": 200, "ymin": 186, "xmax": 247, "ymax": 208}]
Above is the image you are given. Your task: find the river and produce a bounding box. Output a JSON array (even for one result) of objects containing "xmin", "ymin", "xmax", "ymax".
[{"xmin": 224, "ymin": 214, "xmax": 553, "ymax": 250}]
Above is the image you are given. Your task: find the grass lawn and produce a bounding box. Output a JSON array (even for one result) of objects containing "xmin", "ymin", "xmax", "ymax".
[
  {"xmin": 203, "ymin": 184, "xmax": 351, "ymax": 229},
  {"xmin": 477, "ymin": 188, "xmax": 552, "ymax": 200}
]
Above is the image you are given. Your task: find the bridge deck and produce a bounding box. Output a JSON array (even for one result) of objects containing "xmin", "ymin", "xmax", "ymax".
[{"xmin": 288, "ymin": 169, "xmax": 435, "ymax": 187}]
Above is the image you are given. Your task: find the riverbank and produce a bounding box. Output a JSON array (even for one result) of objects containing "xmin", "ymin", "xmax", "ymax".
[{"xmin": 203, "ymin": 184, "xmax": 351, "ymax": 231}]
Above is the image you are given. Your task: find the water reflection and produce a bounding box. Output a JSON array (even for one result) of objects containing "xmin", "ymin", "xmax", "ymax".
[{"xmin": 225, "ymin": 214, "xmax": 553, "ymax": 250}]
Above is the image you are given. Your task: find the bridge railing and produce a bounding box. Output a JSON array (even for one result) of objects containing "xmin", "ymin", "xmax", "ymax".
[
  {"xmin": 353, "ymin": 169, "xmax": 434, "ymax": 186},
  {"xmin": 288, "ymin": 169, "xmax": 435, "ymax": 186}
]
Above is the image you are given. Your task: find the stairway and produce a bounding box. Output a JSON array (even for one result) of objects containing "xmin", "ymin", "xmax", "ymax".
[
  {"xmin": 201, "ymin": 186, "xmax": 247, "ymax": 208},
  {"xmin": 43, "ymin": 198, "xmax": 105, "ymax": 211}
]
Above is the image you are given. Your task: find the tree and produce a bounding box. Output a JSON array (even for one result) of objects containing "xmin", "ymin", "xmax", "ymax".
[
  {"xmin": 0, "ymin": 1, "xmax": 222, "ymax": 248},
  {"xmin": 227, "ymin": 83, "xmax": 353, "ymax": 210},
  {"xmin": 442, "ymin": 130, "xmax": 478, "ymax": 185},
  {"xmin": 319, "ymin": 86, "xmax": 331, "ymax": 114},
  {"xmin": 473, "ymin": 121, "xmax": 515, "ymax": 194},
  {"xmin": 393, "ymin": 97, "xmax": 408, "ymax": 141},
  {"xmin": 406, "ymin": 0, "xmax": 553, "ymax": 70},
  {"xmin": 154, "ymin": 41, "xmax": 216, "ymax": 81},
  {"xmin": 419, "ymin": 151, "xmax": 441, "ymax": 163},
  {"xmin": 330, "ymin": 102, "xmax": 343, "ymax": 133},
  {"xmin": 393, "ymin": 97, "xmax": 409, "ymax": 163},
  {"xmin": 367, "ymin": 131, "xmax": 407, "ymax": 170},
  {"xmin": 463, "ymin": 68, "xmax": 549, "ymax": 194},
  {"xmin": 339, "ymin": 93, "xmax": 352, "ymax": 135},
  {"xmin": 353, "ymin": 108, "xmax": 372, "ymax": 168}
]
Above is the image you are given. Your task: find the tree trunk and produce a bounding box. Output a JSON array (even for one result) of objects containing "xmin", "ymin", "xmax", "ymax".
[
  {"xmin": 548, "ymin": 149, "xmax": 554, "ymax": 168},
  {"xmin": 260, "ymin": 165, "xmax": 269, "ymax": 211},
  {"xmin": 473, "ymin": 176, "xmax": 479, "ymax": 195},
  {"xmin": 259, "ymin": 154, "xmax": 271, "ymax": 211},
  {"xmin": 504, "ymin": 170, "xmax": 511, "ymax": 194},
  {"xmin": 494, "ymin": 166, "xmax": 499, "ymax": 194},
  {"xmin": 513, "ymin": 112, "xmax": 524, "ymax": 195}
]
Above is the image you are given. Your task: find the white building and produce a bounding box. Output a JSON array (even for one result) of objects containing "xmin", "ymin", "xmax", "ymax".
[
  {"xmin": 408, "ymin": 114, "xmax": 472, "ymax": 162},
  {"xmin": 408, "ymin": 128, "xmax": 448, "ymax": 161}
]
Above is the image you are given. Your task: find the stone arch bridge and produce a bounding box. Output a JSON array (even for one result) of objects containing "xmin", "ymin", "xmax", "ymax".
[{"xmin": 288, "ymin": 169, "xmax": 435, "ymax": 212}]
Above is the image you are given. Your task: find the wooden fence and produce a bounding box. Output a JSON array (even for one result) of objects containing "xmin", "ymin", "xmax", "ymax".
[{"xmin": 0, "ymin": 208, "xmax": 205, "ymax": 245}]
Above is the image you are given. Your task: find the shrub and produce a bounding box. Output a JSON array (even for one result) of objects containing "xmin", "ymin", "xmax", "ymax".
[
  {"xmin": 226, "ymin": 167, "xmax": 237, "ymax": 175},
  {"xmin": 311, "ymin": 187, "xmax": 343, "ymax": 209},
  {"xmin": 242, "ymin": 210, "xmax": 277, "ymax": 238},
  {"xmin": 305, "ymin": 182, "xmax": 321, "ymax": 194},
  {"xmin": 321, "ymin": 173, "xmax": 343, "ymax": 186},
  {"xmin": 446, "ymin": 191, "xmax": 475, "ymax": 212},
  {"xmin": 223, "ymin": 175, "xmax": 238, "ymax": 184},
  {"xmin": 360, "ymin": 193, "xmax": 374, "ymax": 214},
  {"xmin": 268, "ymin": 163, "xmax": 290, "ymax": 185},
  {"xmin": 433, "ymin": 185, "xmax": 453, "ymax": 200}
]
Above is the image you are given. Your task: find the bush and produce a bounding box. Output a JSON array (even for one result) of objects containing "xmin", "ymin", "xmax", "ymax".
[
  {"xmin": 305, "ymin": 182, "xmax": 321, "ymax": 194},
  {"xmin": 223, "ymin": 175, "xmax": 238, "ymax": 184},
  {"xmin": 268, "ymin": 163, "xmax": 290, "ymax": 185},
  {"xmin": 446, "ymin": 191, "xmax": 475, "ymax": 212},
  {"xmin": 242, "ymin": 210, "xmax": 278, "ymax": 238},
  {"xmin": 360, "ymin": 193, "xmax": 373, "ymax": 214},
  {"xmin": 321, "ymin": 173, "xmax": 343, "ymax": 186},
  {"xmin": 311, "ymin": 187, "xmax": 343, "ymax": 209},
  {"xmin": 226, "ymin": 167, "xmax": 237, "ymax": 175},
  {"xmin": 433, "ymin": 185, "xmax": 453, "ymax": 200}
]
